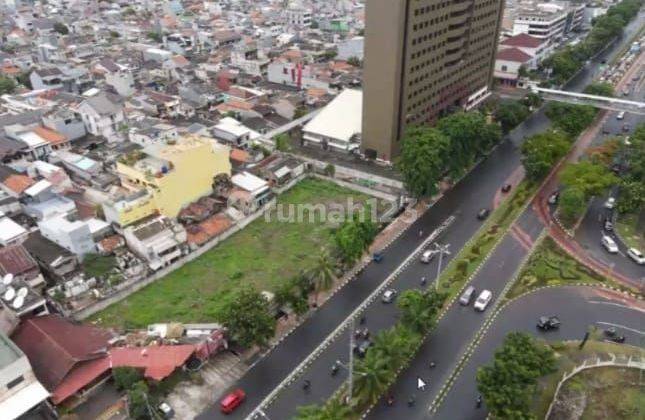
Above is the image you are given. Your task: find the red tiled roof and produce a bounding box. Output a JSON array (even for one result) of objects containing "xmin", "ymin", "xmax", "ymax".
[
  {"xmin": 11, "ymin": 315, "xmax": 114, "ymax": 393},
  {"xmin": 2, "ymin": 174, "xmax": 35, "ymax": 195},
  {"xmin": 50, "ymin": 345, "xmax": 195, "ymax": 404},
  {"xmin": 199, "ymin": 213, "xmax": 232, "ymax": 237},
  {"xmin": 0, "ymin": 244, "xmax": 37, "ymax": 276},
  {"xmin": 496, "ymin": 48, "xmax": 532, "ymax": 63},
  {"xmin": 501, "ymin": 33, "xmax": 544, "ymax": 48},
  {"xmin": 33, "ymin": 126, "xmax": 68, "ymax": 145},
  {"xmin": 230, "ymin": 148, "xmax": 250, "ymax": 163},
  {"xmin": 109, "ymin": 345, "xmax": 195, "ymax": 381}
]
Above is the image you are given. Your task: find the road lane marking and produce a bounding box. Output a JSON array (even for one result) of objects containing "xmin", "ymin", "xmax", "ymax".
[
  {"xmin": 587, "ymin": 300, "xmax": 645, "ymax": 314},
  {"xmin": 246, "ymin": 216, "xmax": 457, "ymax": 419},
  {"xmin": 596, "ymin": 321, "xmax": 645, "ymax": 335}
]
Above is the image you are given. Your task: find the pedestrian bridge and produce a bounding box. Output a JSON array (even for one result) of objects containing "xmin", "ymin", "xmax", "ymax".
[{"xmin": 531, "ymin": 87, "xmax": 645, "ymax": 115}]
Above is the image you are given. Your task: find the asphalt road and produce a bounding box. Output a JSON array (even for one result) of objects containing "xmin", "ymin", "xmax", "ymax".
[
  {"xmin": 433, "ymin": 286, "xmax": 645, "ymax": 420},
  {"xmin": 573, "ymin": 83, "xmax": 645, "ymax": 282},
  {"xmin": 200, "ymin": 14, "xmax": 644, "ymax": 420},
  {"xmin": 366, "ymin": 209, "xmax": 544, "ymax": 420}
]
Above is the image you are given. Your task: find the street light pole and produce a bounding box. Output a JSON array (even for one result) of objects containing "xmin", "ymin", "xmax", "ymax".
[
  {"xmin": 434, "ymin": 243, "xmax": 451, "ymax": 291},
  {"xmin": 347, "ymin": 317, "xmax": 355, "ymax": 406}
]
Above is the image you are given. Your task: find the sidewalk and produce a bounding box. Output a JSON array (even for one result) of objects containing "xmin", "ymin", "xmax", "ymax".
[{"xmin": 532, "ymin": 49, "xmax": 644, "ymax": 290}]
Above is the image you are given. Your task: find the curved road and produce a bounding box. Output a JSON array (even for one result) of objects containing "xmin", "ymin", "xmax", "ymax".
[
  {"xmin": 200, "ymin": 12, "xmax": 645, "ymax": 420},
  {"xmin": 433, "ymin": 286, "xmax": 645, "ymax": 420}
]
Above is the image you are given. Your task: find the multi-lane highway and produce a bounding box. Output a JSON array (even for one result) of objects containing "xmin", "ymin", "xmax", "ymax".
[
  {"xmin": 199, "ymin": 13, "xmax": 645, "ymax": 420},
  {"xmin": 433, "ymin": 286, "xmax": 645, "ymax": 420}
]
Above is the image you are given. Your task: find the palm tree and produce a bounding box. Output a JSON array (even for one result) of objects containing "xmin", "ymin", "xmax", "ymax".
[
  {"xmin": 397, "ymin": 289, "xmax": 445, "ymax": 333},
  {"xmin": 352, "ymin": 352, "xmax": 391, "ymax": 407},
  {"xmin": 295, "ymin": 400, "xmax": 352, "ymax": 420},
  {"xmin": 371, "ymin": 327, "xmax": 406, "ymax": 365},
  {"xmin": 309, "ymin": 248, "xmax": 336, "ymax": 304}
]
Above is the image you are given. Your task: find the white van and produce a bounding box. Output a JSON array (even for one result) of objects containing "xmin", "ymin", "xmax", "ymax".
[
  {"xmin": 617, "ymin": 111, "xmax": 625, "ymax": 120},
  {"xmin": 601, "ymin": 235, "xmax": 619, "ymax": 254},
  {"xmin": 474, "ymin": 290, "xmax": 493, "ymax": 311}
]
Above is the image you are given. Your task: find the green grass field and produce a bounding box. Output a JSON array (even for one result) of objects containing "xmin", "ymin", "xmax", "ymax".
[
  {"xmin": 505, "ymin": 236, "xmax": 640, "ymax": 301},
  {"xmin": 533, "ymin": 341, "xmax": 644, "ymax": 419},
  {"xmin": 91, "ymin": 178, "xmax": 378, "ymax": 329}
]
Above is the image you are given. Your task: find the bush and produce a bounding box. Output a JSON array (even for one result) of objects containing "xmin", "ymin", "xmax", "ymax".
[{"xmin": 113, "ymin": 367, "xmax": 142, "ymax": 391}]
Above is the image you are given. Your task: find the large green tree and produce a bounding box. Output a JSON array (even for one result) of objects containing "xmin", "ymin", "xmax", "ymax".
[
  {"xmin": 334, "ymin": 212, "xmax": 378, "ymax": 264},
  {"xmin": 217, "ymin": 286, "xmax": 276, "ymax": 348},
  {"xmin": 274, "ymin": 275, "xmax": 309, "ymax": 318},
  {"xmin": 559, "ymin": 186, "xmax": 586, "ymax": 223},
  {"xmin": 584, "ymin": 82, "xmax": 614, "ymax": 97},
  {"xmin": 494, "ymin": 100, "xmax": 530, "ymax": 133},
  {"xmin": 477, "ymin": 332, "xmax": 556, "ymax": 419},
  {"xmin": 397, "ymin": 126, "xmax": 450, "ymax": 197},
  {"xmin": 520, "ymin": 130, "xmax": 570, "ymax": 181},
  {"xmin": 127, "ymin": 381, "xmax": 152, "ymax": 420},
  {"xmin": 437, "ymin": 111, "xmax": 502, "ymax": 178},
  {"xmin": 560, "ymin": 161, "xmax": 618, "ymax": 199},
  {"xmin": 396, "ymin": 289, "xmax": 445, "ymax": 333},
  {"xmin": 545, "ymin": 103, "xmax": 597, "ymax": 137}
]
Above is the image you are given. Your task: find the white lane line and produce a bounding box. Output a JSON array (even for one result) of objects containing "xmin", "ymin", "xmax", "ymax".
[
  {"xmin": 587, "ymin": 300, "xmax": 645, "ymax": 314},
  {"xmin": 246, "ymin": 216, "xmax": 456, "ymax": 419},
  {"xmin": 596, "ymin": 321, "xmax": 645, "ymax": 335}
]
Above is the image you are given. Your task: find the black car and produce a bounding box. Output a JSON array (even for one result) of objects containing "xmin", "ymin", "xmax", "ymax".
[
  {"xmin": 537, "ymin": 316, "xmax": 561, "ymax": 331},
  {"xmin": 501, "ymin": 184, "xmax": 512, "ymax": 193},
  {"xmin": 477, "ymin": 208, "xmax": 490, "ymax": 220},
  {"xmin": 353, "ymin": 340, "xmax": 373, "ymax": 358},
  {"xmin": 604, "ymin": 219, "xmax": 613, "ymax": 232}
]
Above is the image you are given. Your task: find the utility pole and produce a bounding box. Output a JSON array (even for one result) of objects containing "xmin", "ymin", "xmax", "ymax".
[
  {"xmin": 347, "ymin": 317, "xmax": 355, "ymax": 406},
  {"xmin": 434, "ymin": 243, "xmax": 451, "ymax": 291}
]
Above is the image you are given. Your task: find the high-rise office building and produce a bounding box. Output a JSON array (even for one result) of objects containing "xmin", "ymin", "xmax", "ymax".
[{"xmin": 361, "ymin": 0, "xmax": 504, "ymax": 161}]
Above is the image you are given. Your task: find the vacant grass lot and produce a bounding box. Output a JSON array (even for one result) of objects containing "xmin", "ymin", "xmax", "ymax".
[
  {"xmin": 533, "ymin": 340, "xmax": 644, "ymax": 419},
  {"xmin": 92, "ymin": 178, "xmax": 377, "ymax": 329},
  {"xmin": 505, "ymin": 236, "xmax": 640, "ymax": 301}
]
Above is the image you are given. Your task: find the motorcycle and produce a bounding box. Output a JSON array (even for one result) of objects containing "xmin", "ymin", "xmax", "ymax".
[
  {"xmin": 331, "ymin": 364, "xmax": 339, "ymax": 376},
  {"xmin": 386, "ymin": 395, "xmax": 394, "ymax": 406}
]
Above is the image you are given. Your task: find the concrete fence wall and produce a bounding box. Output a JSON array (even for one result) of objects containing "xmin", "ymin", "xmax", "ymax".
[
  {"xmin": 545, "ymin": 355, "xmax": 645, "ymax": 419},
  {"xmin": 74, "ymin": 198, "xmax": 277, "ymax": 320}
]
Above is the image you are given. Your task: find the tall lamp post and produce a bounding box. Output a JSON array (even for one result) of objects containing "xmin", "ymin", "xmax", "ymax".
[{"xmin": 434, "ymin": 243, "xmax": 451, "ymax": 291}]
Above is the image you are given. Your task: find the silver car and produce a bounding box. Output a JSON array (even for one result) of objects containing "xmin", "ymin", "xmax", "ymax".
[{"xmin": 459, "ymin": 286, "xmax": 476, "ymax": 306}]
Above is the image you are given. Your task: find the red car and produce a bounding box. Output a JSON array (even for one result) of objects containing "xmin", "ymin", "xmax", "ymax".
[{"xmin": 220, "ymin": 389, "xmax": 246, "ymax": 414}]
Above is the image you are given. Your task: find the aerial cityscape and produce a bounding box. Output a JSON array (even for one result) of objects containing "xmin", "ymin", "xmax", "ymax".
[{"xmin": 0, "ymin": 0, "xmax": 642, "ymax": 419}]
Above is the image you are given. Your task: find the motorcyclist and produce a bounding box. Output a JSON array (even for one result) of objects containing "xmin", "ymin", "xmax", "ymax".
[
  {"xmin": 476, "ymin": 395, "xmax": 482, "ymax": 408},
  {"xmin": 407, "ymin": 395, "xmax": 416, "ymax": 407},
  {"xmin": 421, "ymin": 276, "xmax": 427, "ymax": 286},
  {"xmin": 386, "ymin": 394, "xmax": 394, "ymax": 406},
  {"xmin": 429, "ymin": 361, "xmax": 436, "ymax": 368},
  {"xmin": 303, "ymin": 380, "xmax": 311, "ymax": 391}
]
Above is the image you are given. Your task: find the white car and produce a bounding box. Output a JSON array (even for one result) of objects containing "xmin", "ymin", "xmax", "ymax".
[
  {"xmin": 627, "ymin": 248, "xmax": 645, "ymax": 265},
  {"xmin": 420, "ymin": 249, "xmax": 438, "ymax": 263},
  {"xmin": 617, "ymin": 111, "xmax": 625, "ymax": 120},
  {"xmin": 474, "ymin": 290, "xmax": 492, "ymax": 311},
  {"xmin": 601, "ymin": 235, "xmax": 619, "ymax": 254},
  {"xmin": 382, "ymin": 289, "xmax": 397, "ymax": 303},
  {"xmin": 604, "ymin": 197, "xmax": 616, "ymax": 209}
]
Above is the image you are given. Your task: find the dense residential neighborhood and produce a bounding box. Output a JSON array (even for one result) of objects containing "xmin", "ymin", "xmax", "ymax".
[{"xmin": 0, "ymin": 1, "xmax": 642, "ymax": 420}]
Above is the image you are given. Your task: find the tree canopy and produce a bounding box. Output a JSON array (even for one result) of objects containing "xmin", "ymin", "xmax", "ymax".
[
  {"xmin": 560, "ymin": 161, "xmax": 618, "ymax": 199},
  {"xmin": 398, "ymin": 112, "xmax": 501, "ymax": 197},
  {"xmin": 334, "ymin": 211, "xmax": 378, "ymax": 264},
  {"xmin": 477, "ymin": 332, "xmax": 557, "ymax": 419},
  {"xmin": 396, "ymin": 289, "xmax": 445, "ymax": 333},
  {"xmin": 217, "ymin": 286, "xmax": 276, "ymax": 348},
  {"xmin": 494, "ymin": 100, "xmax": 530, "ymax": 133},
  {"xmin": 584, "ymin": 82, "xmax": 614, "ymax": 97},
  {"xmin": 545, "ymin": 103, "xmax": 597, "ymax": 137},
  {"xmin": 520, "ymin": 130, "xmax": 571, "ymax": 181}
]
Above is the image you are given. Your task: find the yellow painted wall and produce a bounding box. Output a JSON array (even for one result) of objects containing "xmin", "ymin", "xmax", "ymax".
[
  {"xmin": 116, "ymin": 138, "xmax": 231, "ymax": 218},
  {"xmin": 117, "ymin": 197, "xmax": 157, "ymax": 227}
]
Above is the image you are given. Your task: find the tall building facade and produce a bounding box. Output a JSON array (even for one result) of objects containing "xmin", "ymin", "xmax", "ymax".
[{"xmin": 362, "ymin": 0, "xmax": 504, "ymax": 161}]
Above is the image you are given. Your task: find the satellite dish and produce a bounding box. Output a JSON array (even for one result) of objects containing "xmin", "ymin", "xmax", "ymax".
[
  {"xmin": 3, "ymin": 287, "xmax": 15, "ymax": 301},
  {"xmin": 2, "ymin": 274, "xmax": 13, "ymax": 285},
  {"xmin": 12, "ymin": 295, "xmax": 24, "ymax": 310},
  {"xmin": 17, "ymin": 287, "xmax": 28, "ymax": 298}
]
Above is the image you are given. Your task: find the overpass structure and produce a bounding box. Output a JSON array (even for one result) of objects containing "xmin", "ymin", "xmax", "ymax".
[{"xmin": 531, "ymin": 86, "xmax": 645, "ymax": 115}]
